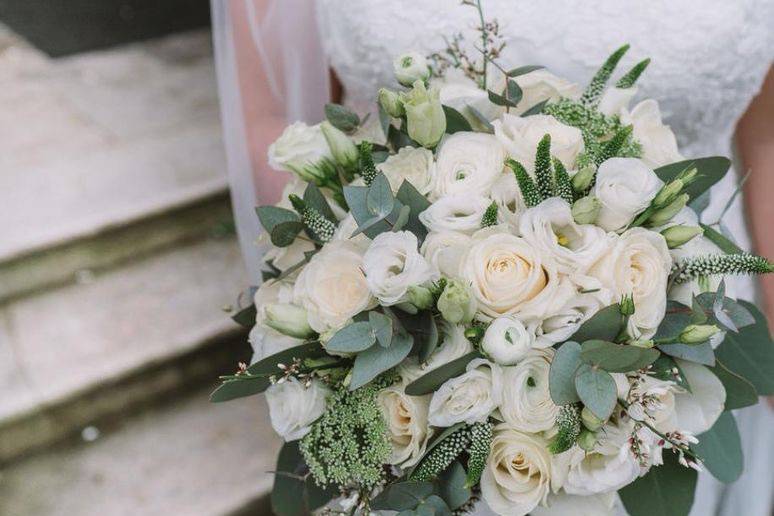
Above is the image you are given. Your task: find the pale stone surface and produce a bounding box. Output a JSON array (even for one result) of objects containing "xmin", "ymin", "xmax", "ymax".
[{"xmin": 0, "ymin": 388, "xmax": 281, "ymax": 516}]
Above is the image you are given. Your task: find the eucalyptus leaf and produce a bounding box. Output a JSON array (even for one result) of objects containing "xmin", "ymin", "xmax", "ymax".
[
  {"xmin": 653, "ymin": 157, "xmax": 730, "ymax": 202},
  {"xmin": 367, "ymin": 173, "xmax": 396, "ymax": 218},
  {"xmin": 271, "ymin": 441, "xmax": 338, "ymax": 516},
  {"xmin": 505, "ymin": 79, "xmax": 523, "ymax": 105},
  {"xmin": 487, "ymin": 89, "xmax": 518, "ymax": 108},
  {"xmin": 392, "ymin": 204, "xmax": 412, "ymax": 232},
  {"xmin": 415, "ymin": 495, "xmax": 452, "ymax": 516},
  {"xmin": 210, "ymin": 376, "xmax": 272, "ymax": 402},
  {"xmin": 350, "ymin": 332, "xmax": 413, "ymax": 390},
  {"xmin": 619, "ymin": 451, "xmax": 698, "ymax": 516},
  {"xmin": 650, "ymin": 355, "xmax": 691, "ymax": 392},
  {"xmin": 442, "ymin": 105, "xmax": 473, "ymax": 133},
  {"xmin": 410, "ymin": 311, "xmax": 439, "ymax": 363},
  {"xmin": 549, "ymin": 341, "xmax": 582, "ymax": 405},
  {"xmin": 303, "ymin": 183, "xmax": 337, "ymax": 223},
  {"xmin": 369, "ymin": 311, "xmax": 394, "ymax": 348},
  {"xmin": 657, "ymin": 342, "xmax": 715, "ymax": 366},
  {"xmin": 506, "ymin": 64, "xmax": 544, "ymax": 77},
  {"xmin": 370, "ymin": 481, "xmax": 434, "ymax": 511},
  {"xmin": 248, "ymin": 342, "xmax": 326, "ymax": 375},
  {"xmin": 256, "ymin": 205, "xmax": 300, "ymax": 233},
  {"xmin": 325, "ymin": 103, "xmax": 360, "ymax": 132},
  {"xmin": 270, "ymin": 221, "xmax": 305, "ymax": 247},
  {"xmin": 693, "ymin": 412, "xmax": 743, "ymax": 483},
  {"xmin": 574, "ymin": 363, "xmax": 617, "ymax": 420},
  {"xmin": 521, "ymin": 99, "xmax": 549, "ymax": 116},
  {"xmin": 710, "ymin": 360, "xmax": 757, "ymax": 410},
  {"xmin": 231, "ymin": 303, "xmax": 257, "ymax": 328},
  {"xmin": 325, "ymin": 321, "xmax": 376, "ymax": 353},
  {"xmin": 654, "ymin": 301, "xmax": 693, "ymax": 342},
  {"xmin": 405, "ymin": 352, "xmax": 481, "ymax": 396},
  {"xmin": 580, "ymin": 340, "xmax": 659, "ymax": 372},
  {"xmin": 695, "ymin": 291, "xmax": 755, "ymax": 332},
  {"xmin": 571, "ymin": 304, "xmax": 623, "ymax": 342},
  {"xmin": 395, "ymin": 180, "xmax": 431, "ymax": 241},
  {"xmin": 344, "ymin": 185, "xmax": 394, "ymax": 238},
  {"xmin": 437, "ymin": 462, "xmax": 471, "ymax": 510}
]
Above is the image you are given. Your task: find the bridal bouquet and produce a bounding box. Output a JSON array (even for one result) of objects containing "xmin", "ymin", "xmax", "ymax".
[{"xmin": 213, "ymin": 11, "xmax": 773, "ymax": 516}]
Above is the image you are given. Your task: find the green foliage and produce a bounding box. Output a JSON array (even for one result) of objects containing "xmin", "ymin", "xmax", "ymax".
[
  {"xmin": 673, "ymin": 253, "xmax": 774, "ymax": 283},
  {"xmin": 209, "ymin": 375, "xmax": 271, "ymax": 402},
  {"xmin": 700, "ymin": 223, "xmax": 743, "ymax": 254},
  {"xmin": 580, "ymin": 340, "xmax": 659, "ymax": 373},
  {"xmin": 616, "ymin": 58, "xmax": 651, "ymax": 88},
  {"xmin": 358, "ymin": 141, "xmax": 378, "ymax": 185},
  {"xmin": 396, "ymin": 180, "xmax": 431, "ymax": 241},
  {"xmin": 574, "ymin": 363, "xmax": 617, "ymax": 421},
  {"xmin": 288, "ymin": 194, "xmax": 335, "ymax": 243},
  {"xmin": 230, "ymin": 303, "xmax": 256, "ymax": 328},
  {"xmin": 371, "ymin": 481, "xmax": 435, "ymax": 511},
  {"xmin": 505, "ymin": 159, "xmax": 542, "ymax": 207},
  {"xmin": 710, "ymin": 360, "xmax": 757, "ymax": 410},
  {"xmin": 571, "ymin": 303, "xmax": 623, "ymax": 342},
  {"xmin": 581, "ymin": 44, "xmax": 630, "ymax": 106},
  {"xmin": 549, "ymin": 341, "xmax": 582, "ymax": 405},
  {"xmin": 325, "ymin": 103, "xmax": 360, "ymax": 133},
  {"xmin": 405, "ymin": 351, "xmax": 481, "ymax": 396},
  {"xmin": 534, "ymin": 134, "xmax": 554, "ymax": 199},
  {"xmin": 325, "ymin": 321, "xmax": 376, "ymax": 353},
  {"xmin": 271, "ymin": 441, "xmax": 338, "ymax": 516},
  {"xmin": 442, "ymin": 105, "xmax": 473, "ymax": 133},
  {"xmin": 465, "ymin": 421, "xmax": 492, "ymax": 488},
  {"xmin": 411, "ymin": 425, "xmax": 471, "ymax": 482},
  {"xmin": 619, "ymin": 451, "xmax": 698, "ymax": 516},
  {"xmin": 653, "ymin": 157, "xmax": 730, "ymax": 202},
  {"xmin": 693, "ymin": 412, "xmax": 744, "ymax": 483},
  {"xmin": 481, "ymin": 201, "xmax": 499, "ymax": 228},
  {"xmin": 255, "ymin": 205, "xmax": 304, "ymax": 247},
  {"xmin": 350, "ymin": 331, "xmax": 413, "ymax": 390},
  {"xmin": 553, "ymin": 158, "xmax": 574, "ymax": 204},
  {"xmin": 549, "ymin": 404, "xmax": 581, "ymax": 454},
  {"xmin": 438, "ymin": 461, "xmax": 472, "ymax": 510},
  {"xmin": 300, "ymin": 376, "xmax": 394, "ymax": 489},
  {"xmin": 595, "ymin": 125, "xmax": 633, "ymax": 165},
  {"xmin": 506, "ymin": 64, "xmax": 544, "ymax": 77}
]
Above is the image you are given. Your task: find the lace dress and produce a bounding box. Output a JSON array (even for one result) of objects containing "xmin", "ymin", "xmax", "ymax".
[{"xmin": 314, "ymin": 1, "xmax": 773, "ymax": 514}]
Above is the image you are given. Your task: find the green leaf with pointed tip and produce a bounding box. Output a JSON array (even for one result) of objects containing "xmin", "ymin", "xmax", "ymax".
[
  {"xmin": 438, "ymin": 461, "xmax": 471, "ymax": 510},
  {"xmin": 231, "ymin": 303, "xmax": 256, "ymax": 328},
  {"xmin": 658, "ymin": 341, "xmax": 715, "ymax": 366},
  {"xmin": 369, "ymin": 311, "xmax": 393, "ymax": 348},
  {"xmin": 521, "ymin": 99, "xmax": 549, "ymax": 116},
  {"xmin": 303, "ymin": 183, "xmax": 336, "ymax": 223},
  {"xmin": 256, "ymin": 205, "xmax": 300, "ymax": 233},
  {"xmin": 442, "ymin": 105, "xmax": 472, "ymax": 133},
  {"xmin": 396, "ymin": 180, "xmax": 431, "ymax": 242},
  {"xmin": 580, "ymin": 340, "xmax": 659, "ymax": 372},
  {"xmin": 270, "ymin": 220, "xmax": 305, "ymax": 247},
  {"xmin": 210, "ymin": 376, "xmax": 272, "ymax": 402},
  {"xmin": 405, "ymin": 352, "xmax": 481, "ymax": 396},
  {"xmin": 699, "ymin": 223, "xmax": 743, "ymax": 254},
  {"xmin": 487, "ymin": 89, "xmax": 518, "ymax": 108},
  {"xmin": 344, "ymin": 185, "xmax": 394, "ymax": 238},
  {"xmin": 324, "ymin": 103, "xmax": 360, "ymax": 132},
  {"xmin": 693, "ymin": 412, "xmax": 743, "ymax": 483},
  {"xmin": 696, "ymin": 292, "xmax": 755, "ymax": 332},
  {"xmin": 325, "ymin": 321, "xmax": 376, "ymax": 353},
  {"xmin": 506, "ymin": 65, "xmax": 544, "ymax": 77},
  {"xmin": 464, "ymin": 104, "xmax": 494, "ymax": 133},
  {"xmin": 653, "ymin": 157, "xmax": 730, "ymax": 202},
  {"xmin": 549, "ymin": 341, "xmax": 582, "ymax": 405},
  {"xmin": 350, "ymin": 332, "xmax": 413, "ymax": 390},
  {"xmin": 574, "ymin": 363, "xmax": 616, "ymax": 420},
  {"xmin": 414, "ymin": 312, "xmax": 439, "ymax": 363},
  {"xmin": 619, "ymin": 451, "xmax": 698, "ymax": 516},
  {"xmin": 392, "ymin": 204, "xmax": 412, "ymax": 232},
  {"xmin": 370, "ymin": 481, "xmax": 434, "ymax": 511},
  {"xmin": 247, "ymin": 342, "xmax": 326, "ymax": 375},
  {"xmin": 710, "ymin": 360, "xmax": 757, "ymax": 410},
  {"xmin": 271, "ymin": 441, "xmax": 338, "ymax": 516},
  {"xmin": 367, "ymin": 173, "xmax": 395, "ymax": 218},
  {"xmin": 506, "ymin": 79, "xmax": 523, "ymax": 105},
  {"xmin": 655, "ymin": 301, "xmax": 694, "ymax": 342},
  {"xmin": 571, "ymin": 304, "xmax": 623, "ymax": 342}
]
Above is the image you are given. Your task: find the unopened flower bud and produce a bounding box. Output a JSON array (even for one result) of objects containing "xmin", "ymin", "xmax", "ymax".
[
  {"xmin": 464, "ymin": 326, "xmax": 485, "ymax": 344},
  {"xmin": 661, "ymin": 225, "xmax": 703, "ymax": 248},
  {"xmin": 581, "ymin": 407, "xmax": 605, "ymax": 431},
  {"xmin": 393, "ymin": 52, "xmax": 430, "ymax": 87},
  {"xmin": 378, "ymin": 88, "xmax": 405, "ymax": 118},
  {"xmin": 653, "ymin": 179, "xmax": 684, "ymax": 207},
  {"xmin": 679, "ymin": 324, "xmax": 721, "ymax": 344},
  {"xmin": 629, "ymin": 339, "xmax": 655, "ymax": 349},
  {"xmin": 677, "ymin": 167, "xmax": 698, "ymax": 185},
  {"xmin": 437, "ymin": 279, "xmax": 476, "ymax": 324},
  {"xmin": 571, "ymin": 195, "xmax": 601, "ymax": 225},
  {"xmin": 401, "ymin": 81, "xmax": 446, "ymax": 148},
  {"xmin": 648, "ymin": 193, "xmax": 689, "ymax": 226},
  {"xmin": 578, "ymin": 429, "xmax": 598, "ymax": 451},
  {"xmin": 571, "ymin": 165, "xmax": 596, "ymax": 192},
  {"xmin": 320, "ymin": 121, "xmax": 357, "ymax": 171},
  {"xmin": 619, "ymin": 294, "xmax": 636, "ymax": 316},
  {"xmin": 407, "ymin": 285, "xmax": 434, "ymax": 310},
  {"xmin": 264, "ymin": 303, "xmax": 315, "ymax": 339}
]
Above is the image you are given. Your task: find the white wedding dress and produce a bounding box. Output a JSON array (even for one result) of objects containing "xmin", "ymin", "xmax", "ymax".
[{"xmin": 211, "ymin": 0, "xmax": 773, "ymax": 514}]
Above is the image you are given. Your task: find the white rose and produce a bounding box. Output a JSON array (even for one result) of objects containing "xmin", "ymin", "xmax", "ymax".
[
  {"xmin": 399, "ymin": 323, "xmax": 474, "ymax": 382},
  {"xmin": 393, "ymin": 52, "xmax": 430, "ymax": 86},
  {"xmin": 589, "ymin": 228, "xmax": 672, "ymax": 338},
  {"xmin": 432, "ymin": 132, "xmax": 506, "ymax": 199},
  {"xmin": 493, "ymin": 113, "xmax": 584, "ymax": 172},
  {"xmin": 268, "ymin": 122, "xmax": 332, "ymax": 176},
  {"xmin": 597, "ymin": 86, "xmax": 638, "ymax": 116},
  {"xmin": 265, "ymin": 377, "xmax": 330, "ymax": 441},
  {"xmin": 294, "ymin": 241, "xmax": 374, "ymax": 333},
  {"xmin": 428, "ymin": 358, "xmax": 503, "ymax": 426},
  {"xmin": 593, "ymin": 158, "xmax": 664, "ymax": 232},
  {"xmin": 420, "ymin": 230, "xmax": 472, "ymax": 277},
  {"xmin": 460, "ymin": 230, "xmax": 562, "ymax": 320},
  {"xmin": 363, "ymin": 231, "xmax": 438, "ymax": 305},
  {"xmin": 499, "ymin": 349, "xmax": 559, "ymax": 433},
  {"xmin": 512, "ymin": 70, "xmax": 581, "ymax": 114},
  {"xmin": 672, "ymin": 360, "xmax": 726, "ymax": 435},
  {"xmin": 434, "ymin": 68, "xmax": 506, "ymax": 125},
  {"xmin": 621, "ymin": 100, "xmax": 684, "ymax": 168},
  {"xmin": 377, "ymin": 384, "xmax": 432, "ymax": 468},
  {"xmin": 519, "ymin": 197, "xmax": 612, "ymax": 274},
  {"xmin": 378, "ymin": 146, "xmax": 436, "ymax": 195},
  {"xmin": 419, "ymin": 194, "xmax": 492, "ymax": 234},
  {"xmin": 482, "ymin": 315, "xmax": 543, "ymax": 366},
  {"xmin": 331, "ymin": 213, "xmax": 370, "ymax": 250},
  {"xmin": 481, "ymin": 424, "xmax": 552, "ymax": 516},
  {"xmin": 248, "ymin": 325, "xmax": 301, "ymax": 364}
]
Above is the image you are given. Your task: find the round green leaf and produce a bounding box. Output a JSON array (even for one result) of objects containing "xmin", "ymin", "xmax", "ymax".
[
  {"xmin": 367, "ymin": 173, "xmax": 395, "ymax": 218},
  {"xmin": 710, "ymin": 360, "xmax": 757, "ymax": 410},
  {"xmin": 350, "ymin": 332, "xmax": 413, "ymax": 390},
  {"xmin": 325, "ymin": 321, "xmax": 376, "ymax": 353},
  {"xmin": 370, "ymin": 481, "xmax": 434, "ymax": 511},
  {"xmin": 571, "ymin": 304, "xmax": 623, "ymax": 342},
  {"xmin": 438, "ymin": 462, "xmax": 471, "ymax": 510},
  {"xmin": 270, "ymin": 221, "xmax": 304, "ymax": 247},
  {"xmin": 549, "ymin": 341, "xmax": 582, "ymax": 405},
  {"xmin": 619, "ymin": 451, "xmax": 698, "ymax": 516},
  {"xmin": 693, "ymin": 412, "xmax": 743, "ymax": 483},
  {"xmin": 574, "ymin": 364, "xmax": 617, "ymax": 420},
  {"xmin": 369, "ymin": 311, "xmax": 393, "ymax": 348},
  {"xmin": 580, "ymin": 340, "xmax": 659, "ymax": 372}
]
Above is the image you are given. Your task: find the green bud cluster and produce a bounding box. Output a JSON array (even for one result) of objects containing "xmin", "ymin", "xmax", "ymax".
[
  {"xmin": 288, "ymin": 195, "xmax": 336, "ymax": 243},
  {"xmin": 673, "ymin": 253, "xmax": 774, "ymax": 284},
  {"xmin": 481, "ymin": 201, "xmax": 499, "ymax": 228},
  {"xmin": 616, "ymin": 58, "xmax": 651, "ymax": 89},
  {"xmin": 411, "ymin": 426, "xmax": 471, "ymax": 482},
  {"xmin": 358, "ymin": 141, "xmax": 378, "ymax": 186},
  {"xmin": 506, "ymin": 159, "xmax": 542, "ymax": 208},
  {"xmin": 549, "ymin": 404, "xmax": 581, "ymax": 454},
  {"xmin": 465, "ymin": 421, "xmax": 493, "ymax": 488},
  {"xmin": 581, "ymin": 44, "xmax": 630, "ymax": 106}
]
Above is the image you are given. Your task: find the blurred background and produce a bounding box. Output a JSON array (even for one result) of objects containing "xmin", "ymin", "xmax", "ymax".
[{"xmin": 0, "ymin": 2, "xmax": 279, "ymax": 514}]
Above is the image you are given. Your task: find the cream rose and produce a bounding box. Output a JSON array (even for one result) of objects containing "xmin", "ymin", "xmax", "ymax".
[
  {"xmin": 419, "ymin": 194, "xmax": 492, "ymax": 234},
  {"xmin": 499, "ymin": 349, "xmax": 559, "ymax": 433},
  {"xmin": 533, "ymin": 276, "xmax": 613, "ymax": 345},
  {"xmin": 512, "ymin": 70, "xmax": 581, "ymax": 114},
  {"xmin": 420, "ymin": 230, "xmax": 472, "ymax": 277},
  {"xmin": 265, "ymin": 377, "xmax": 330, "ymax": 441},
  {"xmin": 460, "ymin": 231, "xmax": 562, "ymax": 320},
  {"xmin": 399, "ymin": 323, "xmax": 474, "ymax": 382},
  {"xmin": 428, "ymin": 358, "xmax": 503, "ymax": 426},
  {"xmin": 363, "ymin": 231, "xmax": 438, "ymax": 305},
  {"xmin": 268, "ymin": 122, "xmax": 332, "ymax": 177},
  {"xmin": 378, "ymin": 146, "xmax": 436, "ymax": 195},
  {"xmin": 293, "ymin": 241, "xmax": 374, "ymax": 333},
  {"xmin": 593, "ymin": 158, "xmax": 664, "ymax": 232},
  {"xmin": 621, "ymin": 100, "xmax": 684, "ymax": 168},
  {"xmin": 377, "ymin": 384, "xmax": 432, "ymax": 468},
  {"xmin": 589, "ymin": 228, "xmax": 672, "ymax": 338},
  {"xmin": 481, "ymin": 315, "xmax": 543, "ymax": 366},
  {"xmin": 432, "ymin": 132, "xmax": 506, "ymax": 198},
  {"xmin": 493, "ymin": 113, "xmax": 584, "ymax": 172},
  {"xmin": 481, "ymin": 425, "xmax": 553, "ymax": 516}
]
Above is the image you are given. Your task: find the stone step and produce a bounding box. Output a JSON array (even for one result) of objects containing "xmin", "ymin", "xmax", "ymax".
[
  {"xmin": 0, "ymin": 236, "xmax": 252, "ymax": 463},
  {"xmin": 0, "ymin": 386, "xmax": 281, "ymax": 516}
]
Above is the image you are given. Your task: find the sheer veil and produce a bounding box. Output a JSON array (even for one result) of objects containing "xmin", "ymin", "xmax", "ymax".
[{"xmin": 211, "ymin": 0, "xmax": 330, "ymax": 282}]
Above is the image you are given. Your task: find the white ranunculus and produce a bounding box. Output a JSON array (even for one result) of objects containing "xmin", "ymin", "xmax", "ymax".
[
  {"xmin": 482, "ymin": 315, "xmax": 543, "ymax": 365},
  {"xmin": 331, "ymin": 213, "xmax": 370, "ymax": 250},
  {"xmin": 419, "ymin": 194, "xmax": 492, "ymax": 234},
  {"xmin": 493, "ymin": 113, "xmax": 584, "ymax": 172},
  {"xmin": 621, "ymin": 99, "xmax": 684, "ymax": 168},
  {"xmin": 481, "ymin": 424, "xmax": 552, "ymax": 516},
  {"xmin": 432, "ymin": 132, "xmax": 506, "ymax": 198},
  {"xmin": 434, "ymin": 68, "xmax": 506, "ymax": 124},
  {"xmin": 512, "ymin": 70, "xmax": 581, "ymax": 115},
  {"xmin": 378, "ymin": 146, "xmax": 436, "ymax": 195},
  {"xmin": 672, "ymin": 360, "xmax": 726, "ymax": 434},
  {"xmin": 265, "ymin": 377, "xmax": 330, "ymax": 441},
  {"xmin": 489, "ymin": 172, "xmax": 526, "ymax": 230},
  {"xmin": 377, "ymin": 384, "xmax": 433, "ymax": 468},
  {"xmin": 428, "ymin": 358, "xmax": 503, "ymax": 426},
  {"xmin": 268, "ymin": 122, "xmax": 332, "ymax": 177},
  {"xmin": 420, "ymin": 230, "xmax": 472, "ymax": 277},
  {"xmin": 499, "ymin": 349, "xmax": 559, "ymax": 433},
  {"xmin": 519, "ymin": 197, "xmax": 613, "ymax": 274},
  {"xmin": 589, "ymin": 228, "xmax": 672, "ymax": 338},
  {"xmin": 293, "ymin": 241, "xmax": 374, "ymax": 333},
  {"xmin": 460, "ymin": 230, "xmax": 562, "ymax": 320},
  {"xmin": 393, "ymin": 52, "xmax": 430, "ymax": 87},
  {"xmin": 363, "ymin": 231, "xmax": 438, "ymax": 305},
  {"xmin": 531, "ymin": 492, "xmax": 616, "ymax": 516},
  {"xmin": 597, "ymin": 86, "xmax": 638, "ymax": 116},
  {"xmin": 593, "ymin": 158, "xmax": 664, "ymax": 232},
  {"xmin": 399, "ymin": 323, "xmax": 475, "ymax": 382}
]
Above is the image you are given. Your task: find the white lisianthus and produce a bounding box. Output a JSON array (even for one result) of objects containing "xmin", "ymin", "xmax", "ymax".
[
  {"xmin": 519, "ymin": 197, "xmax": 613, "ymax": 274},
  {"xmin": 432, "ymin": 132, "xmax": 506, "ymax": 198},
  {"xmin": 267, "ymin": 122, "xmax": 333, "ymax": 179},
  {"xmin": 428, "ymin": 358, "xmax": 503, "ymax": 426},
  {"xmin": 293, "ymin": 241, "xmax": 374, "ymax": 333},
  {"xmin": 593, "ymin": 158, "xmax": 664, "ymax": 232},
  {"xmin": 493, "ymin": 113, "xmax": 584, "ymax": 172},
  {"xmin": 420, "ymin": 230, "xmax": 472, "ymax": 277},
  {"xmin": 672, "ymin": 360, "xmax": 726, "ymax": 434},
  {"xmin": 265, "ymin": 377, "xmax": 330, "ymax": 441},
  {"xmin": 434, "ymin": 68, "xmax": 505, "ymax": 124},
  {"xmin": 512, "ymin": 70, "xmax": 581, "ymax": 115},
  {"xmin": 377, "ymin": 146, "xmax": 436, "ymax": 195},
  {"xmin": 499, "ymin": 349, "xmax": 559, "ymax": 433},
  {"xmin": 533, "ymin": 276, "xmax": 613, "ymax": 345},
  {"xmin": 399, "ymin": 323, "xmax": 474, "ymax": 383},
  {"xmin": 419, "ymin": 194, "xmax": 492, "ymax": 234},
  {"xmin": 402, "ymin": 80, "xmax": 446, "ymax": 148},
  {"xmin": 393, "ymin": 52, "xmax": 430, "ymax": 87},
  {"xmin": 363, "ymin": 231, "xmax": 438, "ymax": 305},
  {"xmin": 480, "ymin": 424, "xmax": 552, "ymax": 516},
  {"xmin": 377, "ymin": 384, "xmax": 433, "ymax": 468},
  {"xmin": 621, "ymin": 100, "xmax": 684, "ymax": 168},
  {"xmin": 482, "ymin": 315, "xmax": 544, "ymax": 365},
  {"xmin": 589, "ymin": 228, "xmax": 672, "ymax": 338},
  {"xmin": 460, "ymin": 230, "xmax": 562, "ymax": 320},
  {"xmin": 597, "ymin": 86, "xmax": 638, "ymax": 116}
]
